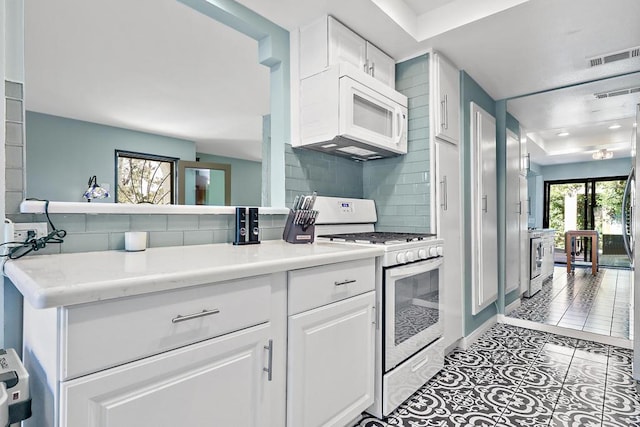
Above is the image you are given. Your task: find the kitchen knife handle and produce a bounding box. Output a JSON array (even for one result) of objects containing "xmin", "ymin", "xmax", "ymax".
[{"xmin": 172, "ymin": 309, "xmax": 219, "ymax": 324}]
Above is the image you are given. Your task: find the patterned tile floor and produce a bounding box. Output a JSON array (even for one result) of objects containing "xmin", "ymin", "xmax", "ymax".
[
  {"xmin": 355, "ymin": 323, "xmax": 639, "ymax": 427},
  {"xmin": 507, "ymin": 267, "xmax": 633, "ymax": 339}
]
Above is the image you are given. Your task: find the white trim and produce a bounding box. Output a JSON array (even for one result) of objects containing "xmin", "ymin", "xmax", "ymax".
[
  {"xmin": 20, "ymin": 200, "xmax": 290, "ymax": 215},
  {"xmin": 501, "ymin": 316, "xmax": 633, "ymax": 350},
  {"xmin": 504, "ymin": 298, "xmax": 521, "ymax": 315},
  {"xmin": 458, "ymin": 315, "xmax": 498, "ymax": 350}
]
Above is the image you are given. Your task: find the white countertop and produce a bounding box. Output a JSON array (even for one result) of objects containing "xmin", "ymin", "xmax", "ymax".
[{"xmin": 5, "ymin": 240, "xmax": 383, "ymax": 309}]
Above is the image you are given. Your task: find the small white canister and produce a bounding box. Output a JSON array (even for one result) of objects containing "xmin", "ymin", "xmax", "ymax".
[{"xmin": 124, "ymin": 231, "xmax": 147, "ymax": 252}]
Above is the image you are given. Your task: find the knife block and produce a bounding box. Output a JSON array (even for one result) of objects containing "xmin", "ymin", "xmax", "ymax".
[{"xmin": 282, "ymin": 210, "xmax": 315, "ymax": 244}]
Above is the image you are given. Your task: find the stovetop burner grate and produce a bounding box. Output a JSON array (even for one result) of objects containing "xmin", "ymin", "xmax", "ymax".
[{"xmin": 317, "ymin": 231, "xmax": 437, "ymax": 244}]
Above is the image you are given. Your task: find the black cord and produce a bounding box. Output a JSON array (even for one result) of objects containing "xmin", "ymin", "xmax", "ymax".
[{"xmin": 6, "ymin": 199, "xmax": 67, "ymax": 260}]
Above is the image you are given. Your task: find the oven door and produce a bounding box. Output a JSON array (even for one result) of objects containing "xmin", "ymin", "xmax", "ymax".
[{"xmin": 384, "ymin": 257, "xmax": 444, "ymax": 372}]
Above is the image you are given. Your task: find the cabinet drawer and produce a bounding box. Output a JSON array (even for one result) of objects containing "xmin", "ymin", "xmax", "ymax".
[
  {"xmin": 383, "ymin": 339, "xmax": 444, "ymax": 415},
  {"xmin": 61, "ymin": 275, "xmax": 272, "ymax": 380},
  {"xmin": 288, "ymin": 258, "xmax": 375, "ymax": 315}
]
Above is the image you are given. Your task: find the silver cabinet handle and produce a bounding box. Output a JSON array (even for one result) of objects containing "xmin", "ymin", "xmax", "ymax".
[
  {"xmin": 363, "ymin": 61, "xmax": 369, "ymax": 73},
  {"xmin": 527, "ymin": 197, "xmax": 531, "ymax": 215},
  {"xmin": 171, "ymin": 308, "xmax": 220, "ymax": 324},
  {"xmin": 440, "ymin": 98, "xmax": 446, "ymax": 129},
  {"xmin": 334, "ymin": 279, "xmax": 356, "ymax": 286},
  {"xmin": 440, "ymin": 176, "xmax": 448, "ymax": 211},
  {"xmin": 517, "ymin": 200, "xmax": 522, "ymax": 214},
  {"xmin": 444, "ymin": 94, "xmax": 449, "ymax": 130},
  {"xmin": 369, "ymin": 62, "xmax": 375, "ymax": 77},
  {"xmin": 263, "ymin": 339, "xmax": 273, "ymax": 381},
  {"xmin": 482, "ymin": 195, "xmax": 488, "ymax": 213}
]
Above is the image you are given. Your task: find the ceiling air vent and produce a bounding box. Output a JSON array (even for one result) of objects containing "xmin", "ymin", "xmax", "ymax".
[
  {"xmin": 588, "ymin": 46, "xmax": 640, "ymax": 67},
  {"xmin": 594, "ymin": 86, "xmax": 640, "ymax": 99}
]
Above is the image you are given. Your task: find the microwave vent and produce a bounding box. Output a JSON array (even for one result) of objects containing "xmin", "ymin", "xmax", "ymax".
[
  {"xmin": 594, "ymin": 86, "xmax": 640, "ymax": 99},
  {"xmin": 588, "ymin": 46, "xmax": 640, "ymax": 67}
]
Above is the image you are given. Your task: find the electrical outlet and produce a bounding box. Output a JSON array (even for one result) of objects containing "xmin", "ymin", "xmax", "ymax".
[{"xmin": 13, "ymin": 223, "xmax": 48, "ymax": 242}]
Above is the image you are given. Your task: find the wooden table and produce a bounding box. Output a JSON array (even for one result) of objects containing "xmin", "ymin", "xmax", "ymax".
[{"xmin": 565, "ymin": 230, "xmax": 598, "ymax": 275}]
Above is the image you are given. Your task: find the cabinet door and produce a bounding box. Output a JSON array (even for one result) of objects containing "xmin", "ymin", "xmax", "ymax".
[
  {"xmin": 60, "ymin": 323, "xmax": 273, "ymax": 427},
  {"xmin": 328, "ymin": 16, "xmax": 367, "ymax": 73},
  {"xmin": 471, "ymin": 103, "xmax": 498, "ymax": 315},
  {"xmin": 505, "ymin": 129, "xmax": 521, "ymax": 294},
  {"xmin": 520, "ymin": 176, "xmax": 529, "ymax": 295},
  {"xmin": 434, "ymin": 53, "xmax": 460, "ymax": 144},
  {"xmin": 288, "ymin": 291, "xmax": 375, "ymax": 427},
  {"xmin": 436, "ymin": 140, "xmax": 463, "ymax": 348},
  {"xmin": 365, "ymin": 42, "xmax": 395, "ymax": 86}
]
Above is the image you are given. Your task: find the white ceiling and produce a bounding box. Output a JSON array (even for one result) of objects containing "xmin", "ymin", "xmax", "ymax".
[
  {"xmin": 508, "ymin": 73, "xmax": 640, "ymax": 165},
  {"xmin": 25, "ymin": 0, "xmax": 640, "ymax": 164}
]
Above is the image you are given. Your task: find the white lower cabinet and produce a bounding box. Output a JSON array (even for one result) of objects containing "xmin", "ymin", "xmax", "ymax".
[
  {"xmin": 287, "ymin": 291, "xmax": 375, "ymax": 427},
  {"xmin": 60, "ymin": 323, "xmax": 272, "ymax": 427},
  {"xmin": 23, "ymin": 273, "xmax": 287, "ymax": 427}
]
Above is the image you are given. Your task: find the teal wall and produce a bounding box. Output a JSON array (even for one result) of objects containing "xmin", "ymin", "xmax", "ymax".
[
  {"xmin": 26, "ymin": 112, "xmax": 196, "ymax": 202},
  {"xmin": 363, "ymin": 54, "xmax": 430, "ymax": 233},
  {"xmin": 285, "ymin": 145, "xmax": 363, "ymax": 203},
  {"xmin": 461, "ymin": 71, "xmax": 498, "ymax": 335},
  {"xmin": 196, "ymin": 152, "xmax": 262, "ymax": 206}
]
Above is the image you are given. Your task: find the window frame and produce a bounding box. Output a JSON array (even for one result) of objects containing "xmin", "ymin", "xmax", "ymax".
[{"xmin": 114, "ymin": 150, "xmax": 179, "ymax": 205}]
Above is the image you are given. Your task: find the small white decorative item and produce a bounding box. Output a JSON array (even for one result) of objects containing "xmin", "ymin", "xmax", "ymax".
[{"xmin": 124, "ymin": 232, "xmax": 147, "ymax": 252}]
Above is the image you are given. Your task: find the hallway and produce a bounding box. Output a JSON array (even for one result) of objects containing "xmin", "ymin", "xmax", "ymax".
[{"xmin": 507, "ymin": 267, "xmax": 633, "ymax": 340}]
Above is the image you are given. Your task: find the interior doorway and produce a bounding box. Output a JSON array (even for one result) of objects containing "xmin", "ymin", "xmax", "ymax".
[{"xmin": 543, "ymin": 176, "xmax": 630, "ymax": 269}]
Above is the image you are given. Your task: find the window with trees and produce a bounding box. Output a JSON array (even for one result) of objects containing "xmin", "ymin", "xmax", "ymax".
[{"xmin": 115, "ymin": 150, "xmax": 178, "ymax": 204}]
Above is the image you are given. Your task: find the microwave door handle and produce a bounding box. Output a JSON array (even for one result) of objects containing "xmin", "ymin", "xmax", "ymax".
[
  {"xmin": 394, "ymin": 108, "xmax": 405, "ymax": 145},
  {"xmin": 388, "ymin": 257, "xmax": 443, "ymax": 279}
]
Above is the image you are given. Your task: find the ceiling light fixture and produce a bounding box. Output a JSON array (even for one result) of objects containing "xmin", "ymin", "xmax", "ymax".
[
  {"xmin": 608, "ymin": 124, "xmax": 622, "ymax": 130},
  {"xmin": 592, "ymin": 149, "xmax": 613, "ymax": 160},
  {"xmin": 557, "ymin": 132, "xmax": 570, "ymax": 137}
]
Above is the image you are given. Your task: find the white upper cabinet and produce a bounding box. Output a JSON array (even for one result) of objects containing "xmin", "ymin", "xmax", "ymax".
[
  {"xmin": 300, "ymin": 16, "xmax": 396, "ymax": 87},
  {"xmin": 433, "ymin": 52, "xmax": 460, "ymax": 144},
  {"xmin": 363, "ymin": 41, "xmax": 396, "ymax": 87},
  {"xmin": 327, "ymin": 17, "xmax": 367, "ymax": 72}
]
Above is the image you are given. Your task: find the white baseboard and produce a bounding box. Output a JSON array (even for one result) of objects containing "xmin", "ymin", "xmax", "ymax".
[
  {"xmin": 458, "ymin": 315, "xmax": 498, "ymax": 350},
  {"xmin": 504, "ymin": 298, "xmax": 521, "ymax": 315}
]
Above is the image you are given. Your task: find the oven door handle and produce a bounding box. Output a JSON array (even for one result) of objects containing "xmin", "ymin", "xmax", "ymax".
[{"xmin": 388, "ymin": 257, "xmax": 443, "ymax": 279}]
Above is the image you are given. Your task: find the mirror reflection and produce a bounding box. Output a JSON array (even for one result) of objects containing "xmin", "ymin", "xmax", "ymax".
[
  {"xmin": 505, "ymin": 72, "xmax": 640, "ymax": 341},
  {"xmin": 24, "ymin": 0, "xmax": 269, "ymax": 206}
]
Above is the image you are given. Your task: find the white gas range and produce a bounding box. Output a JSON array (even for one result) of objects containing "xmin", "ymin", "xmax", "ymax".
[{"xmin": 313, "ymin": 196, "xmax": 445, "ymax": 418}]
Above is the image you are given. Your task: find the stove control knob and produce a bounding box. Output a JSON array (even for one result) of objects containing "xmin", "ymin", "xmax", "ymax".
[
  {"xmin": 437, "ymin": 246, "xmax": 444, "ymax": 256},
  {"xmin": 406, "ymin": 251, "xmax": 416, "ymax": 262},
  {"xmin": 429, "ymin": 247, "xmax": 438, "ymax": 257},
  {"xmin": 418, "ymin": 249, "xmax": 428, "ymax": 259},
  {"xmin": 396, "ymin": 252, "xmax": 407, "ymax": 264}
]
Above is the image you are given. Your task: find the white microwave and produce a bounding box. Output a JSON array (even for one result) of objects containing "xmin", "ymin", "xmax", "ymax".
[{"xmin": 298, "ymin": 63, "xmax": 408, "ymax": 161}]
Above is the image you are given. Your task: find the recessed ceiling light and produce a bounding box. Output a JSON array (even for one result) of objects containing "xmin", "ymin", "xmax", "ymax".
[
  {"xmin": 634, "ymin": 123, "xmax": 638, "ymax": 128},
  {"xmin": 608, "ymin": 124, "xmax": 622, "ymax": 130},
  {"xmin": 557, "ymin": 132, "xmax": 570, "ymax": 137}
]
